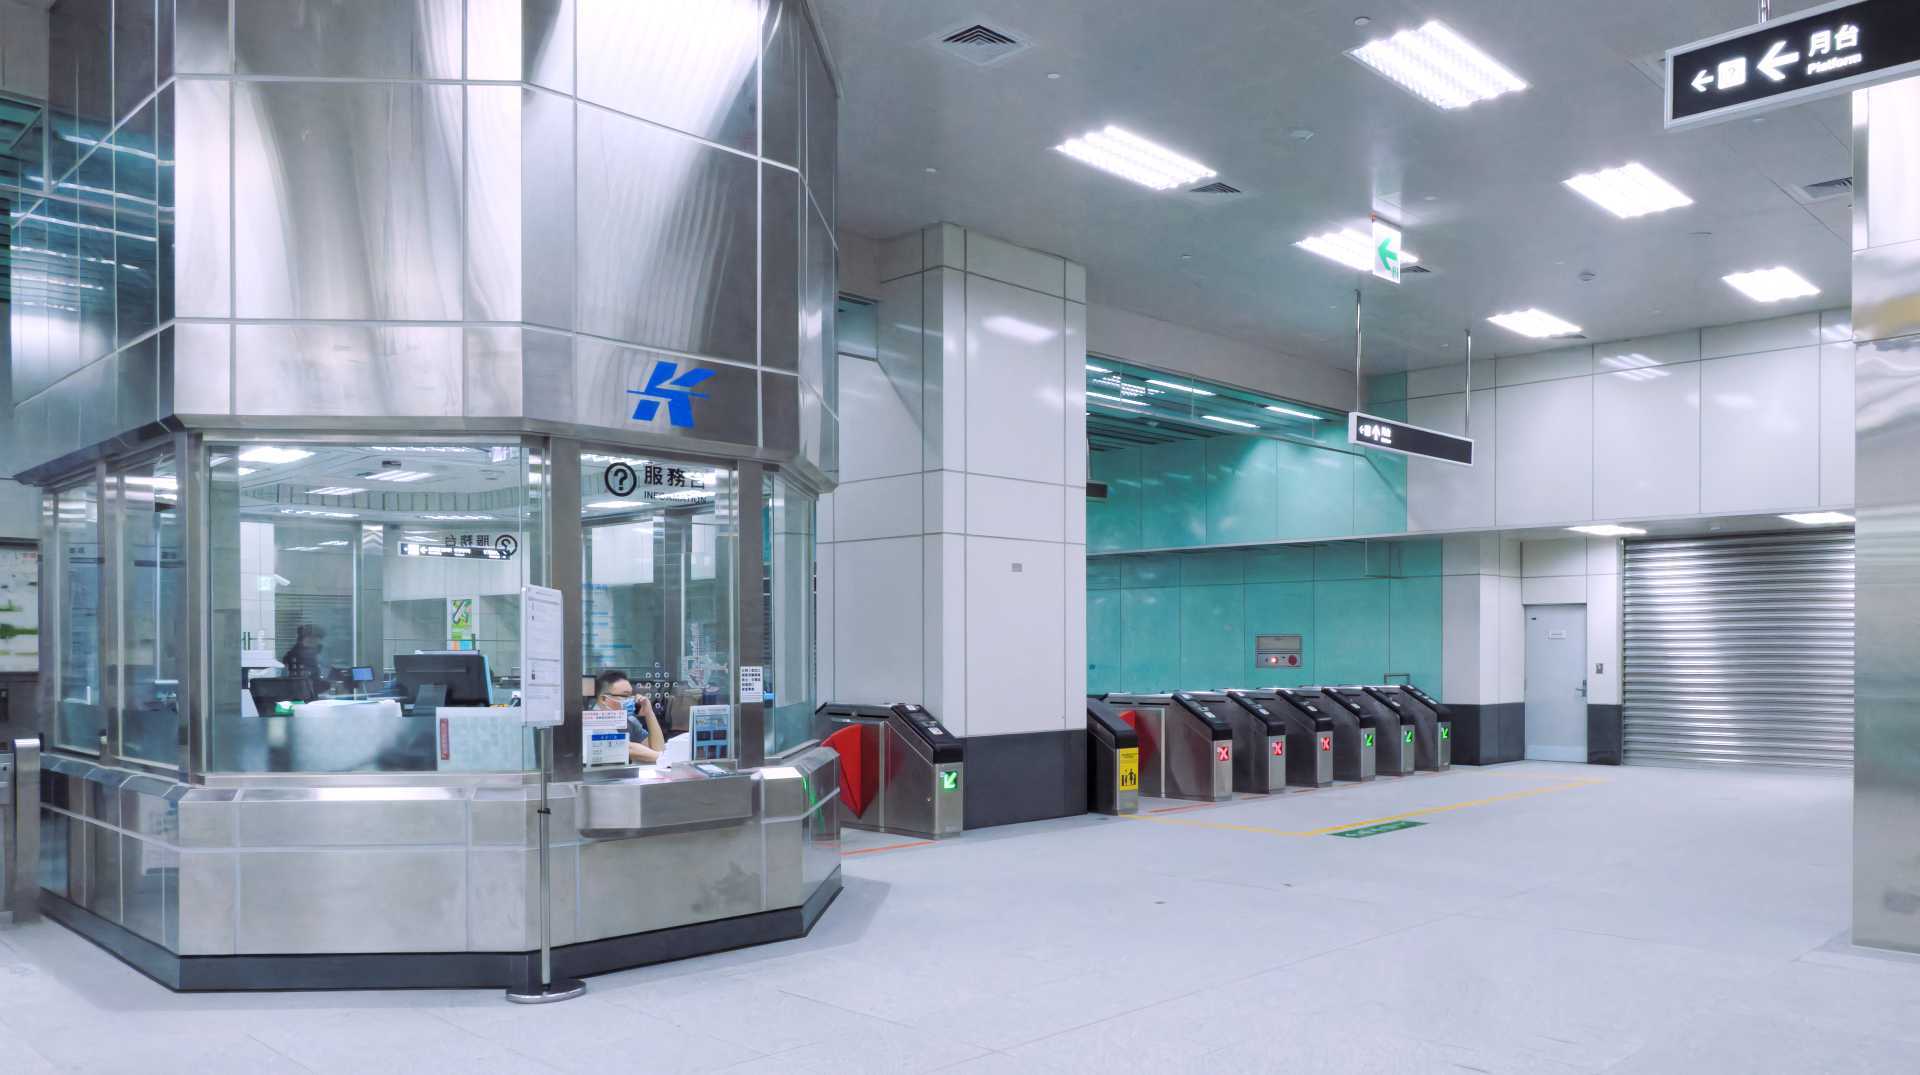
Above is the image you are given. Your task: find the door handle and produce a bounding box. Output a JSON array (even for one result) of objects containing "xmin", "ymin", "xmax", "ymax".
[{"xmin": 1577, "ymin": 678, "xmax": 1588, "ymax": 699}]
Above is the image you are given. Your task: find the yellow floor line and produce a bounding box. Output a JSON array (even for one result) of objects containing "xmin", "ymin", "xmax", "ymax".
[{"xmin": 1115, "ymin": 777, "xmax": 1606, "ymax": 837}]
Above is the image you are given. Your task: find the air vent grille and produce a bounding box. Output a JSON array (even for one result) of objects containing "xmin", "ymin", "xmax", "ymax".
[
  {"xmin": 1403, "ymin": 264, "xmax": 1432, "ymax": 274},
  {"xmin": 1190, "ymin": 181, "xmax": 1242, "ymax": 194},
  {"xmin": 932, "ymin": 23, "xmax": 1030, "ymax": 66},
  {"xmin": 1792, "ymin": 176, "xmax": 1853, "ymax": 204}
]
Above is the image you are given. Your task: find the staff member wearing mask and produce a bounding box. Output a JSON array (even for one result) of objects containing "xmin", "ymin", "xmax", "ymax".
[{"xmin": 593, "ymin": 670, "xmax": 666, "ymax": 764}]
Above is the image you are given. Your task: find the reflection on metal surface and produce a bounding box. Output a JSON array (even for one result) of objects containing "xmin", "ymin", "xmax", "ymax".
[
  {"xmin": 234, "ymin": 0, "xmax": 461, "ymax": 80},
  {"xmin": 1855, "ymin": 79, "xmax": 1920, "ymax": 955},
  {"xmin": 576, "ymin": 0, "xmax": 759, "ymax": 152},
  {"xmin": 234, "ymin": 325, "xmax": 464, "ymax": 417}
]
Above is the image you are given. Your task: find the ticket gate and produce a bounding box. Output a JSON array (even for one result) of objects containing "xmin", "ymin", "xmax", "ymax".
[
  {"xmin": 1328, "ymin": 687, "xmax": 1415, "ymax": 776},
  {"xmin": 1264, "ymin": 688, "xmax": 1337, "ymax": 788},
  {"xmin": 1313, "ymin": 687, "xmax": 1379, "ymax": 782},
  {"xmin": 1215, "ymin": 690, "xmax": 1290, "ymax": 795},
  {"xmin": 1384, "ymin": 684, "xmax": 1454, "ymax": 771},
  {"xmin": 818, "ymin": 702, "xmax": 965, "ymax": 838},
  {"xmin": 1, "ymin": 738, "xmax": 40, "ymax": 925},
  {"xmin": 1086, "ymin": 698, "xmax": 1141, "ymax": 815},
  {"xmin": 1101, "ymin": 693, "xmax": 1233, "ymax": 802}
]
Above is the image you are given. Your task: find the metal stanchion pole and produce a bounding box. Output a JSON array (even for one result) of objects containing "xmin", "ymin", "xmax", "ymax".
[{"xmin": 506, "ymin": 724, "xmax": 585, "ymax": 1003}]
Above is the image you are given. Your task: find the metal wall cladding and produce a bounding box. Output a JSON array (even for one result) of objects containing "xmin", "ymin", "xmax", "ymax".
[
  {"xmin": 762, "ymin": 164, "xmax": 801, "ymax": 371},
  {"xmin": 234, "ymin": 324, "xmax": 464, "ymax": 417},
  {"xmin": 1622, "ymin": 531, "xmax": 1855, "ymax": 770},
  {"xmin": 464, "ymin": 86, "xmax": 575, "ymax": 329},
  {"xmin": 467, "ymin": 0, "xmax": 575, "ymax": 90},
  {"xmin": 577, "ymin": 106, "xmax": 759, "ymax": 364},
  {"xmin": 574, "ymin": 338, "xmax": 758, "ymax": 447},
  {"xmin": 233, "ymin": 0, "xmax": 462, "ymax": 80},
  {"xmin": 112, "ymin": 0, "xmax": 157, "ymax": 121},
  {"xmin": 172, "ymin": 0, "xmax": 231, "ymax": 74},
  {"xmin": 576, "ymin": 0, "xmax": 760, "ymax": 153},
  {"xmin": 173, "ymin": 77, "xmax": 230, "ymax": 318},
  {"xmin": 233, "ymin": 81, "xmax": 464, "ymax": 321},
  {"xmin": 761, "ymin": 0, "xmax": 801, "ymax": 167}
]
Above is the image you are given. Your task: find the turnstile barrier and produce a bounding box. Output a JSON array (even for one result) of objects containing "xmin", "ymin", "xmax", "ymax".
[
  {"xmin": 1216, "ymin": 690, "xmax": 1289, "ymax": 795},
  {"xmin": 1, "ymin": 738, "xmax": 41, "ymax": 925},
  {"xmin": 1387, "ymin": 684, "xmax": 1453, "ymax": 771},
  {"xmin": 1086, "ymin": 698, "xmax": 1140, "ymax": 815},
  {"xmin": 1261, "ymin": 688, "xmax": 1337, "ymax": 788},
  {"xmin": 818, "ymin": 703, "xmax": 964, "ymax": 838},
  {"xmin": 1329, "ymin": 687, "xmax": 1414, "ymax": 776},
  {"xmin": 1101, "ymin": 693, "xmax": 1233, "ymax": 802},
  {"xmin": 1314, "ymin": 687, "xmax": 1379, "ymax": 782}
]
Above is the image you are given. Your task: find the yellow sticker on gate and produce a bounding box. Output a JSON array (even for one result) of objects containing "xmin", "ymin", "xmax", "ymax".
[{"xmin": 1117, "ymin": 747, "xmax": 1140, "ymax": 791}]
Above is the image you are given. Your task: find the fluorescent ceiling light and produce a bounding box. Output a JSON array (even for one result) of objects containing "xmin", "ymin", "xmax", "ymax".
[
  {"xmin": 1780, "ymin": 511, "xmax": 1854, "ymax": 525},
  {"xmin": 318, "ymin": 540, "xmax": 351, "ymax": 547},
  {"xmin": 1488, "ymin": 309, "xmax": 1581, "ymax": 338},
  {"xmin": 1568, "ymin": 524, "xmax": 1646, "ymax": 537},
  {"xmin": 364, "ymin": 470, "xmax": 433, "ymax": 483},
  {"xmin": 1085, "ymin": 363, "xmax": 1111, "ymax": 374},
  {"xmin": 1201, "ymin": 415, "xmax": 1258, "ymax": 429},
  {"xmin": 305, "ymin": 486, "xmax": 364, "ymax": 497},
  {"xmin": 1146, "ymin": 378, "xmax": 1215, "ymax": 396},
  {"xmin": 1564, "ymin": 163, "xmax": 1692, "ymax": 219},
  {"xmin": 1348, "ymin": 20, "xmax": 1527, "ymax": 110},
  {"xmin": 1723, "ymin": 267, "xmax": 1819, "ymax": 303},
  {"xmin": 1295, "ymin": 228, "xmax": 1419, "ymax": 273},
  {"xmin": 123, "ymin": 475, "xmax": 177, "ymax": 489},
  {"xmin": 280, "ymin": 508, "xmax": 358, "ymax": 519},
  {"xmin": 366, "ymin": 446, "xmax": 478, "ymax": 454},
  {"xmin": 1055, "ymin": 125, "xmax": 1214, "ymax": 190},
  {"xmin": 421, "ymin": 513, "xmax": 493, "ymax": 521},
  {"xmin": 238, "ymin": 446, "xmax": 313, "ymax": 465},
  {"xmin": 1088, "ymin": 391, "xmax": 1148, "ymax": 407},
  {"xmin": 587, "ymin": 499, "xmax": 648, "ymax": 510},
  {"xmin": 1266, "ymin": 405, "xmax": 1328, "ymax": 421}
]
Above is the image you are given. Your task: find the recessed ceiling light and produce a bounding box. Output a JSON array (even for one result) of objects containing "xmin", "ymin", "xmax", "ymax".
[
  {"xmin": 1296, "ymin": 228, "xmax": 1420, "ymax": 272},
  {"xmin": 363, "ymin": 470, "xmax": 433, "ymax": 483},
  {"xmin": 421, "ymin": 513, "xmax": 493, "ymax": 522},
  {"xmin": 587, "ymin": 500, "xmax": 647, "ymax": 510},
  {"xmin": 1348, "ymin": 20, "xmax": 1527, "ymax": 110},
  {"xmin": 924, "ymin": 166, "xmax": 938, "ymax": 174},
  {"xmin": 1488, "ymin": 309, "xmax": 1581, "ymax": 338},
  {"xmin": 1723, "ymin": 267, "xmax": 1820, "ymax": 303},
  {"xmin": 305, "ymin": 486, "xmax": 364, "ymax": 497},
  {"xmin": 1569, "ymin": 524, "xmax": 1645, "ymax": 537},
  {"xmin": 318, "ymin": 540, "xmax": 351, "ymax": 547},
  {"xmin": 1146, "ymin": 378, "xmax": 1216, "ymax": 396},
  {"xmin": 1085, "ymin": 363, "xmax": 1111, "ymax": 374},
  {"xmin": 280, "ymin": 508, "xmax": 359, "ymax": 520},
  {"xmin": 1180, "ymin": 253, "xmax": 1193, "ymax": 260},
  {"xmin": 1564, "ymin": 162, "xmax": 1693, "ymax": 219},
  {"xmin": 1088, "ymin": 391, "xmax": 1149, "ymax": 407},
  {"xmin": 238, "ymin": 446, "xmax": 313, "ymax": 465},
  {"xmin": 1780, "ymin": 511, "xmax": 1854, "ymax": 525},
  {"xmin": 1288, "ymin": 127, "xmax": 1315, "ymax": 141},
  {"xmin": 1046, "ymin": 72, "xmax": 1062, "ymax": 79},
  {"xmin": 1354, "ymin": 16, "xmax": 1372, "ymax": 26},
  {"xmin": 1265, "ymin": 405, "xmax": 1327, "ymax": 421},
  {"xmin": 1055, "ymin": 125, "xmax": 1214, "ymax": 190},
  {"xmin": 1202, "ymin": 415, "xmax": 1258, "ymax": 429}
]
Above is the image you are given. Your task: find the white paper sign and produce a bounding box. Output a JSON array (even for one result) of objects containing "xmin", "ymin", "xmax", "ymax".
[
  {"xmin": 583, "ymin": 709, "xmax": 629, "ymax": 766},
  {"xmin": 739, "ymin": 665, "xmax": 764, "ymax": 700},
  {"xmin": 520, "ymin": 585, "xmax": 565, "ymax": 728}
]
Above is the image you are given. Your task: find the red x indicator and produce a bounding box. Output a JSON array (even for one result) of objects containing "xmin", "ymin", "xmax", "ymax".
[
  {"xmin": 1271, "ymin": 740, "xmax": 1285, "ymax": 757},
  {"xmin": 1216, "ymin": 744, "xmax": 1231, "ymax": 763},
  {"xmin": 1319, "ymin": 736, "xmax": 1332, "ymax": 752}
]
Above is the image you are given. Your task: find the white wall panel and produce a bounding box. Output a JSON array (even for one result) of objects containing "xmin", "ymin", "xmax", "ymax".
[
  {"xmin": 966, "ymin": 230, "xmax": 1065, "ymax": 297},
  {"xmin": 832, "ymin": 474, "xmax": 922, "ymax": 542},
  {"xmin": 1408, "ymin": 361, "xmax": 1496, "ymax": 399},
  {"xmin": 1064, "ymin": 301, "xmax": 1088, "ymax": 490},
  {"xmin": 816, "ymin": 546, "xmax": 836, "ymax": 701},
  {"xmin": 1701, "ymin": 312, "xmax": 1821, "ymax": 358},
  {"xmin": 1407, "ymin": 390, "xmax": 1497, "ymax": 531},
  {"xmin": 832, "ymin": 537, "xmax": 924, "ymax": 705},
  {"xmin": 1497, "ymin": 576, "xmax": 1526, "ymax": 702},
  {"xmin": 965, "ymin": 474, "xmax": 1065, "ymax": 543},
  {"xmin": 1820, "ymin": 342, "xmax": 1856, "ymax": 507},
  {"xmin": 841, "ymin": 337, "xmax": 920, "ymax": 483},
  {"xmin": 964, "ymin": 537, "xmax": 1065, "ymax": 735},
  {"xmin": 1498, "ymin": 345, "xmax": 1593, "ymax": 386},
  {"xmin": 1594, "ymin": 331, "xmax": 1700, "ymax": 371},
  {"xmin": 1442, "ymin": 574, "xmax": 1484, "ymax": 704},
  {"xmin": 1523, "ymin": 575, "xmax": 1585, "ymax": 604},
  {"xmin": 1700, "ymin": 347, "xmax": 1821, "ymax": 513},
  {"xmin": 922, "ymin": 469, "xmax": 964, "ymax": 535},
  {"xmin": 1587, "ymin": 573, "xmax": 1621, "ymax": 706},
  {"xmin": 1592, "ymin": 363, "xmax": 1701, "ymax": 519},
  {"xmin": 925, "ymin": 533, "xmax": 966, "ymax": 732},
  {"xmin": 1522, "ymin": 539, "xmax": 1587, "ymax": 578},
  {"xmin": 1586, "ymin": 538, "xmax": 1621, "ymax": 576},
  {"xmin": 964, "ymin": 275, "xmax": 1067, "ymax": 483},
  {"xmin": 1496, "ymin": 377, "xmax": 1594, "ymax": 526},
  {"xmin": 1062, "ymin": 550, "xmax": 1087, "ymax": 729}
]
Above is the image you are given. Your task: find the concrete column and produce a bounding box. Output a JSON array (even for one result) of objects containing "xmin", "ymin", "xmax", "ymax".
[
  {"xmin": 1852, "ymin": 78, "xmax": 1920, "ymax": 954},
  {"xmin": 822, "ymin": 224, "xmax": 1088, "ymax": 827}
]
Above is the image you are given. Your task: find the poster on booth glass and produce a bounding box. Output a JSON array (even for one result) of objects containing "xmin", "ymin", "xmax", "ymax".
[
  {"xmin": 0, "ymin": 546, "xmax": 40, "ymax": 674},
  {"xmin": 583, "ymin": 709, "xmax": 629, "ymax": 766}
]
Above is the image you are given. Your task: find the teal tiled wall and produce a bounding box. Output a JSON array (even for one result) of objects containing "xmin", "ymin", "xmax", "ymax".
[{"xmin": 1085, "ymin": 539, "xmax": 1444, "ymax": 696}]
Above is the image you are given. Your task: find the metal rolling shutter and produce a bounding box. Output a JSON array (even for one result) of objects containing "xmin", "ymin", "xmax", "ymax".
[{"xmin": 1622, "ymin": 531, "xmax": 1854, "ymax": 770}]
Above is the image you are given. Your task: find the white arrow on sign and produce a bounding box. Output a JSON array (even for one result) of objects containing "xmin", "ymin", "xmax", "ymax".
[
  {"xmin": 1692, "ymin": 69, "xmax": 1714, "ymax": 92},
  {"xmin": 1758, "ymin": 39, "xmax": 1800, "ymax": 82}
]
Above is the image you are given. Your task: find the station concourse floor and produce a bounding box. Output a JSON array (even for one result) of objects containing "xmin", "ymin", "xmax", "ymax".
[{"xmin": 4, "ymin": 761, "xmax": 1914, "ymax": 1074}]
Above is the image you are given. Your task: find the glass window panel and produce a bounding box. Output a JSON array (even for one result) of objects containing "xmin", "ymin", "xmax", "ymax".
[
  {"xmin": 207, "ymin": 441, "xmax": 536, "ymax": 774},
  {"xmin": 764, "ymin": 473, "xmax": 816, "ymax": 758},
  {"xmin": 53, "ymin": 479, "xmax": 104, "ymax": 753},
  {"xmin": 580, "ymin": 450, "xmax": 734, "ymax": 767},
  {"xmin": 118, "ymin": 453, "xmax": 184, "ymax": 768}
]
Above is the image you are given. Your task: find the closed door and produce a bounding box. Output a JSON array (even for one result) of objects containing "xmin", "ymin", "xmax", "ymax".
[{"xmin": 1525, "ymin": 604, "xmax": 1587, "ymax": 762}]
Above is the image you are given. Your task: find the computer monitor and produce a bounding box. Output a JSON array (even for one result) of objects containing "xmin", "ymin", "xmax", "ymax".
[
  {"xmin": 394, "ymin": 651, "xmax": 493, "ymax": 710},
  {"xmin": 350, "ymin": 666, "xmax": 375, "ymax": 684},
  {"xmin": 249, "ymin": 676, "xmax": 318, "ymax": 714}
]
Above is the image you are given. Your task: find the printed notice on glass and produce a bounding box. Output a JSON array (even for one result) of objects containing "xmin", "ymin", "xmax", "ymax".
[
  {"xmin": 739, "ymin": 665, "xmax": 764, "ymax": 701},
  {"xmin": 520, "ymin": 585, "xmax": 565, "ymax": 728},
  {"xmin": 583, "ymin": 709, "xmax": 629, "ymax": 766}
]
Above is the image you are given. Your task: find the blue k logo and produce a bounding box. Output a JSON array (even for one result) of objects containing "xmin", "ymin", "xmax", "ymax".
[{"xmin": 628, "ymin": 361, "xmax": 715, "ymax": 428}]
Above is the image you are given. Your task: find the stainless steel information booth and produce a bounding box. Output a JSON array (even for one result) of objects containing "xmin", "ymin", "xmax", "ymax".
[
  {"xmin": 1364, "ymin": 685, "xmax": 1452, "ymax": 771},
  {"xmin": 1100, "ymin": 693, "xmax": 1233, "ymax": 802}
]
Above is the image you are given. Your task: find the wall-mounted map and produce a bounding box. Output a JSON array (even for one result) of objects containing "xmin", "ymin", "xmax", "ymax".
[{"xmin": 0, "ymin": 545, "xmax": 41, "ymax": 674}]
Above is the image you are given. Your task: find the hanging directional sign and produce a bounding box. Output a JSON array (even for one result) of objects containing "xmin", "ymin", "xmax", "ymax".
[
  {"xmin": 1371, "ymin": 217, "xmax": 1404, "ymax": 286},
  {"xmin": 1666, "ymin": 0, "xmax": 1920, "ymax": 130},
  {"xmin": 1349, "ymin": 412, "xmax": 1474, "ymax": 466}
]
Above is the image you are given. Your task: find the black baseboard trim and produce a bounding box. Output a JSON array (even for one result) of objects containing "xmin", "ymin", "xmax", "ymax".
[
  {"xmin": 1448, "ymin": 702, "xmax": 1527, "ymax": 765},
  {"xmin": 962, "ymin": 729, "xmax": 1088, "ymax": 829},
  {"xmin": 41, "ymin": 867, "xmax": 842, "ymax": 993},
  {"xmin": 1587, "ymin": 704, "xmax": 1623, "ymax": 765}
]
